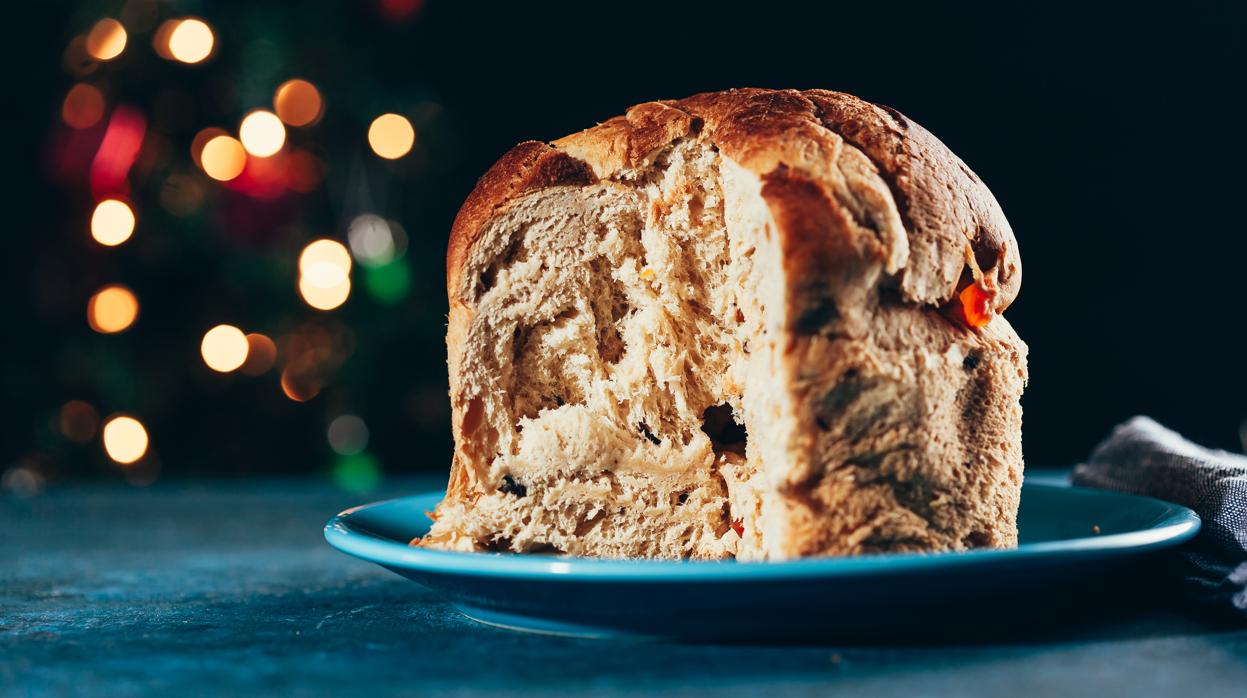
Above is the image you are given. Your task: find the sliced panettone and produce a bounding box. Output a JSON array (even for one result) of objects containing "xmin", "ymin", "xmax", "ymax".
[{"xmin": 419, "ymin": 88, "xmax": 1027, "ymax": 560}]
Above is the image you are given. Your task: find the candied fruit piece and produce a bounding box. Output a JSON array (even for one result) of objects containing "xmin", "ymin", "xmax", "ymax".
[{"xmin": 959, "ymin": 284, "xmax": 994, "ymax": 328}]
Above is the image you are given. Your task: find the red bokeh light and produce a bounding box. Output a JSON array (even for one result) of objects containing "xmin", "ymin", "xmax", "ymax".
[{"xmin": 89, "ymin": 105, "xmax": 146, "ymax": 197}]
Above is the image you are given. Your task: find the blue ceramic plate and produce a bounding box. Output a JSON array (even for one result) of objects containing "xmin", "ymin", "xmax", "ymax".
[{"xmin": 325, "ymin": 480, "xmax": 1199, "ymax": 640}]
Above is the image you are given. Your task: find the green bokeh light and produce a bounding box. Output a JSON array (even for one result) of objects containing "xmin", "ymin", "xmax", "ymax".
[
  {"xmin": 363, "ymin": 261, "xmax": 411, "ymax": 305},
  {"xmin": 332, "ymin": 452, "xmax": 382, "ymax": 493}
]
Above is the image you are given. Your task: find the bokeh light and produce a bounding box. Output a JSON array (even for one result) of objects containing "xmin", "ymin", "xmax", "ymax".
[
  {"xmin": 200, "ymin": 135, "xmax": 247, "ymax": 181},
  {"xmin": 2, "ymin": 462, "xmax": 46, "ymax": 498},
  {"xmin": 151, "ymin": 20, "xmax": 176, "ymax": 60},
  {"xmin": 276, "ymin": 323, "xmax": 349, "ymax": 404},
  {"xmin": 239, "ymin": 110, "xmax": 286, "ymax": 157},
  {"xmin": 297, "ymin": 239, "xmax": 352, "ymax": 310},
  {"xmin": 298, "ymin": 275, "xmax": 351, "ymax": 311},
  {"xmin": 89, "ymin": 105, "xmax": 146, "ymax": 197},
  {"xmin": 235, "ymin": 153, "xmax": 289, "ymax": 199},
  {"xmin": 87, "ymin": 285, "xmax": 139, "ymax": 334},
  {"xmin": 363, "ymin": 261, "xmax": 411, "ymax": 306},
  {"xmin": 86, "ymin": 19, "xmax": 127, "ymax": 61},
  {"xmin": 189, "ymin": 127, "xmax": 226, "ymax": 168},
  {"xmin": 273, "ymin": 79, "xmax": 322, "ymax": 127},
  {"xmin": 367, "ymin": 113, "xmax": 415, "ymax": 159},
  {"xmin": 280, "ymin": 368, "xmax": 321, "ymax": 402},
  {"xmin": 45, "ymin": 8, "xmax": 450, "ymax": 486},
  {"xmin": 327, "ymin": 414, "xmax": 369, "ymax": 455},
  {"xmin": 332, "ymin": 452, "xmax": 381, "ymax": 493},
  {"xmin": 167, "ymin": 18, "xmax": 215, "ymax": 64},
  {"xmin": 60, "ymin": 400, "xmax": 100, "ymax": 443},
  {"xmin": 102, "ymin": 415, "xmax": 149, "ymax": 464},
  {"xmin": 299, "ymin": 238, "xmax": 352, "ymax": 280},
  {"xmin": 239, "ymin": 333, "xmax": 277, "ymax": 376},
  {"xmin": 62, "ymin": 83, "xmax": 105, "ymax": 129},
  {"xmin": 346, "ymin": 214, "xmax": 397, "ymax": 266},
  {"xmin": 90, "ymin": 199, "xmax": 135, "ymax": 246},
  {"xmin": 201, "ymin": 325, "xmax": 249, "ymax": 372}
]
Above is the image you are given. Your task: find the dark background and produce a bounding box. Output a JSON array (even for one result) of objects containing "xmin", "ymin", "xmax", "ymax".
[{"xmin": 6, "ymin": 0, "xmax": 1245, "ymax": 490}]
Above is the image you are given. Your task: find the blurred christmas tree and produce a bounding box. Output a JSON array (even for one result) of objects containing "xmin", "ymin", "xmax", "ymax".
[{"xmin": 7, "ymin": 0, "xmax": 458, "ymax": 494}]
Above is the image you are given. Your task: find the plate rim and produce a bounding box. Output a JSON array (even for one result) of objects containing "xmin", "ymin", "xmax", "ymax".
[{"xmin": 324, "ymin": 483, "xmax": 1201, "ymax": 582}]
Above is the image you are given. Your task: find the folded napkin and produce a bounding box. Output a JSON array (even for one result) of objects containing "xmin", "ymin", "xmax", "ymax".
[{"xmin": 1072, "ymin": 416, "xmax": 1247, "ymax": 618}]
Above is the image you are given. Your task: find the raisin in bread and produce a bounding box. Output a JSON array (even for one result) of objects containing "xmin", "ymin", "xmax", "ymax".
[{"xmin": 419, "ymin": 88, "xmax": 1026, "ymax": 560}]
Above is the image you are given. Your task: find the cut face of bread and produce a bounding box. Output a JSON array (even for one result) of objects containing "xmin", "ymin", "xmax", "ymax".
[{"xmin": 422, "ymin": 89, "xmax": 1027, "ymax": 560}]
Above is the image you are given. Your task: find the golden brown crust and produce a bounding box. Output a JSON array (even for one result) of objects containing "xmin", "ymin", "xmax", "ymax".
[
  {"xmin": 447, "ymin": 88, "xmax": 1020, "ymax": 312},
  {"xmin": 801, "ymin": 90, "xmax": 1020, "ymax": 307},
  {"xmin": 445, "ymin": 141, "xmax": 595, "ymax": 299},
  {"xmin": 552, "ymin": 101, "xmax": 701, "ymax": 175}
]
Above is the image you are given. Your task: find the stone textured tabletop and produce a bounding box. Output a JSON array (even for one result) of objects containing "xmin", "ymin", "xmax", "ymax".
[{"xmin": 4, "ymin": 476, "xmax": 1246, "ymax": 696}]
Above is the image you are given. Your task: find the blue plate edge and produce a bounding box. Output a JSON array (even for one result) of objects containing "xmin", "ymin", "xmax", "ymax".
[{"xmin": 324, "ymin": 484, "xmax": 1201, "ymax": 582}]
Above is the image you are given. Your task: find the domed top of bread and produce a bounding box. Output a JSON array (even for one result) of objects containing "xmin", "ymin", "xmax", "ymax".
[{"xmin": 447, "ymin": 88, "xmax": 1019, "ymax": 316}]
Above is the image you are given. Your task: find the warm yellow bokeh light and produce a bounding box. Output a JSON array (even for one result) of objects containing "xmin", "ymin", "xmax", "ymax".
[
  {"xmin": 90, "ymin": 199, "xmax": 135, "ymax": 246},
  {"xmin": 298, "ymin": 239, "xmax": 353, "ymax": 310},
  {"xmin": 62, "ymin": 83, "xmax": 106, "ymax": 129},
  {"xmin": 200, "ymin": 324, "xmax": 250, "ymax": 372},
  {"xmin": 167, "ymin": 18, "xmax": 214, "ymax": 64},
  {"xmin": 102, "ymin": 415, "xmax": 148, "ymax": 464},
  {"xmin": 190, "ymin": 127, "xmax": 226, "ymax": 168},
  {"xmin": 299, "ymin": 239, "xmax": 352, "ymax": 277},
  {"xmin": 294, "ymin": 238, "xmax": 349, "ymax": 309},
  {"xmin": 298, "ymin": 275, "xmax": 351, "ymax": 311},
  {"xmin": 367, "ymin": 113, "xmax": 415, "ymax": 159},
  {"xmin": 239, "ymin": 110, "xmax": 286, "ymax": 157},
  {"xmin": 86, "ymin": 19, "xmax": 127, "ymax": 61},
  {"xmin": 274, "ymin": 79, "xmax": 322, "ymax": 127},
  {"xmin": 87, "ymin": 285, "xmax": 139, "ymax": 334},
  {"xmin": 201, "ymin": 135, "xmax": 247, "ymax": 181}
]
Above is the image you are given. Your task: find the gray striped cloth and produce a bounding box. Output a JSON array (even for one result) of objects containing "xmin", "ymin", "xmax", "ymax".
[{"xmin": 1072, "ymin": 416, "xmax": 1247, "ymax": 618}]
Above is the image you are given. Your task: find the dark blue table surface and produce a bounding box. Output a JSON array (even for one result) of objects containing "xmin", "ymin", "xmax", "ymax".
[{"xmin": 4, "ymin": 475, "xmax": 1246, "ymax": 696}]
